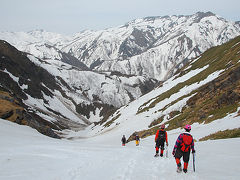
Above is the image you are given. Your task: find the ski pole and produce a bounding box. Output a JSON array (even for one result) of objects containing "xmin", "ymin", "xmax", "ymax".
[
  {"xmin": 166, "ymin": 145, "xmax": 168, "ymax": 158},
  {"xmin": 193, "ymin": 152, "xmax": 196, "ymax": 172}
]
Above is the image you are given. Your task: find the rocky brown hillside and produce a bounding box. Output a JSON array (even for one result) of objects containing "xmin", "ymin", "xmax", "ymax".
[
  {"xmin": 166, "ymin": 36, "xmax": 240, "ymax": 131},
  {"xmin": 0, "ymin": 40, "xmax": 69, "ymax": 138}
]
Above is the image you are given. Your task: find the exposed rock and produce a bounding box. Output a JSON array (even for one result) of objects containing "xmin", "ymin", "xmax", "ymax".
[
  {"xmin": 188, "ymin": 66, "xmax": 240, "ymax": 109},
  {"xmin": 0, "ymin": 110, "xmax": 13, "ymax": 119},
  {"xmin": 217, "ymin": 90, "xmax": 240, "ymax": 106},
  {"xmin": 22, "ymin": 111, "xmax": 60, "ymax": 139},
  {"xmin": 0, "ymin": 41, "xmax": 74, "ymax": 138}
]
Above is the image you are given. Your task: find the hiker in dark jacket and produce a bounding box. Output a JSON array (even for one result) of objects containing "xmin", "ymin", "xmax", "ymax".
[
  {"xmin": 172, "ymin": 124, "xmax": 195, "ymax": 173},
  {"xmin": 122, "ymin": 135, "xmax": 126, "ymax": 146},
  {"xmin": 155, "ymin": 124, "xmax": 168, "ymax": 157}
]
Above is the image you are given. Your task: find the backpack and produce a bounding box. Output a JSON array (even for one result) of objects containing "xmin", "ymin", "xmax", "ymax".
[
  {"xmin": 157, "ymin": 130, "xmax": 166, "ymax": 142},
  {"xmin": 135, "ymin": 135, "xmax": 139, "ymax": 141},
  {"xmin": 180, "ymin": 133, "xmax": 193, "ymax": 152},
  {"xmin": 122, "ymin": 137, "xmax": 126, "ymax": 143}
]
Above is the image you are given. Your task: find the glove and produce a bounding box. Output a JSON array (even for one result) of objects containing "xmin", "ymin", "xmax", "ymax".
[
  {"xmin": 166, "ymin": 142, "xmax": 169, "ymax": 146},
  {"xmin": 192, "ymin": 150, "xmax": 195, "ymax": 153},
  {"xmin": 172, "ymin": 151, "xmax": 175, "ymax": 156}
]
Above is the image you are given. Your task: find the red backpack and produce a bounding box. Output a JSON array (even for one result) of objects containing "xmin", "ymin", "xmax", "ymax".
[{"xmin": 180, "ymin": 133, "xmax": 193, "ymax": 152}]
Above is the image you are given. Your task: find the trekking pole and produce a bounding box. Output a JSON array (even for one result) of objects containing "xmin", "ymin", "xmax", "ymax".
[
  {"xmin": 166, "ymin": 145, "xmax": 168, "ymax": 158},
  {"xmin": 193, "ymin": 152, "xmax": 196, "ymax": 172}
]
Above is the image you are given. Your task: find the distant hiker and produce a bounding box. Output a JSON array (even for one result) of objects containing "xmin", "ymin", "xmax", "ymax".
[
  {"xmin": 154, "ymin": 124, "xmax": 168, "ymax": 157},
  {"xmin": 122, "ymin": 135, "xmax": 126, "ymax": 146},
  {"xmin": 172, "ymin": 124, "xmax": 195, "ymax": 173},
  {"xmin": 135, "ymin": 134, "xmax": 140, "ymax": 146}
]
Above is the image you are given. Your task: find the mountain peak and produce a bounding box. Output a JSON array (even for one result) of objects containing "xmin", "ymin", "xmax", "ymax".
[
  {"xmin": 195, "ymin": 11, "xmax": 216, "ymax": 18},
  {"xmin": 27, "ymin": 29, "xmax": 45, "ymax": 34},
  {"xmin": 125, "ymin": 11, "xmax": 217, "ymax": 27},
  {"xmin": 191, "ymin": 11, "xmax": 217, "ymax": 23}
]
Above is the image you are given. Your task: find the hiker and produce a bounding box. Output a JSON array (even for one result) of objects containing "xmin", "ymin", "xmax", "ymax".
[
  {"xmin": 135, "ymin": 134, "xmax": 140, "ymax": 146},
  {"xmin": 172, "ymin": 124, "xmax": 195, "ymax": 173},
  {"xmin": 122, "ymin": 135, "xmax": 126, "ymax": 146},
  {"xmin": 154, "ymin": 124, "xmax": 168, "ymax": 157}
]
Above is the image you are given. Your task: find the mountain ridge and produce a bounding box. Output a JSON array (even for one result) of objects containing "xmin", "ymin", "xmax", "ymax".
[{"xmin": 1, "ymin": 11, "xmax": 239, "ymax": 82}]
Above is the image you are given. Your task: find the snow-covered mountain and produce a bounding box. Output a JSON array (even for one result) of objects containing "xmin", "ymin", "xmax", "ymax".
[
  {"xmin": 1, "ymin": 12, "xmax": 239, "ymax": 81},
  {"xmin": 0, "ymin": 40, "xmax": 157, "ymax": 137},
  {"xmin": 0, "ymin": 12, "xmax": 240, "ymax": 180},
  {"xmin": 0, "ymin": 12, "xmax": 240, "ymax": 139},
  {"xmin": 1, "ymin": 35, "xmax": 240, "ymax": 177},
  {"xmin": 78, "ymin": 35, "xmax": 240, "ymax": 143}
]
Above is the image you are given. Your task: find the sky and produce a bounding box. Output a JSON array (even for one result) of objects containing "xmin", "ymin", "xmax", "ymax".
[{"xmin": 1, "ymin": 0, "xmax": 240, "ymax": 35}]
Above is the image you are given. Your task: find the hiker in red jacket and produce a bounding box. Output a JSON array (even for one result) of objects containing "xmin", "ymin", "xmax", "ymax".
[
  {"xmin": 172, "ymin": 124, "xmax": 195, "ymax": 173},
  {"xmin": 154, "ymin": 124, "xmax": 168, "ymax": 157}
]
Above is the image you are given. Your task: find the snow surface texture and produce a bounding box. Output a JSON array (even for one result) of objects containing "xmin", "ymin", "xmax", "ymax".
[
  {"xmin": 0, "ymin": 119, "xmax": 240, "ymax": 180},
  {"xmin": 0, "ymin": 12, "xmax": 239, "ymax": 81}
]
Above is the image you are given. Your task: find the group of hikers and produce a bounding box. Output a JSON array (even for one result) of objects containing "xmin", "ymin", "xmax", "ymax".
[
  {"xmin": 121, "ymin": 134, "xmax": 140, "ymax": 146},
  {"xmin": 121, "ymin": 124, "xmax": 195, "ymax": 173}
]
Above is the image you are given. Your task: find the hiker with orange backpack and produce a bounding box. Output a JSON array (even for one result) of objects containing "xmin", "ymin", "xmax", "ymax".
[
  {"xmin": 154, "ymin": 124, "xmax": 168, "ymax": 157},
  {"xmin": 172, "ymin": 124, "xmax": 195, "ymax": 173},
  {"xmin": 135, "ymin": 134, "xmax": 140, "ymax": 146}
]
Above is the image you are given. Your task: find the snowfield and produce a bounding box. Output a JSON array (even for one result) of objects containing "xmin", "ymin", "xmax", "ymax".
[{"xmin": 0, "ymin": 119, "xmax": 240, "ymax": 180}]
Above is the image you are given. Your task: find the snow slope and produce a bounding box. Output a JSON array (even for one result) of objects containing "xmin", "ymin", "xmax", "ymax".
[
  {"xmin": 76, "ymin": 65, "xmax": 228, "ymax": 140},
  {"xmin": 72, "ymin": 35, "xmax": 240, "ymax": 143},
  {"xmin": 0, "ymin": 119, "xmax": 240, "ymax": 180}
]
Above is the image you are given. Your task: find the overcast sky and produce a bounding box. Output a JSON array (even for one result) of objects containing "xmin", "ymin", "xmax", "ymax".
[{"xmin": 1, "ymin": 0, "xmax": 239, "ymax": 35}]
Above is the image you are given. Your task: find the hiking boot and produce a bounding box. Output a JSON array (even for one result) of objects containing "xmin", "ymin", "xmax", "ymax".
[
  {"xmin": 177, "ymin": 163, "xmax": 182, "ymax": 173},
  {"xmin": 154, "ymin": 153, "xmax": 159, "ymax": 157},
  {"xmin": 183, "ymin": 169, "xmax": 187, "ymax": 173},
  {"xmin": 160, "ymin": 153, "xmax": 163, "ymax": 157}
]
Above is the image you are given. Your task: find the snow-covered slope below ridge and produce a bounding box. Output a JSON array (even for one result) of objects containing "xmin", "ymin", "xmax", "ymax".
[
  {"xmin": 67, "ymin": 35, "xmax": 240, "ymax": 142},
  {"xmin": 0, "ymin": 12, "xmax": 239, "ymax": 81}
]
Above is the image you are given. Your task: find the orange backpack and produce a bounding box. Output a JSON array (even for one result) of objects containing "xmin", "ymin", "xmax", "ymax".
[{"xmin": 180, "ymin": 133, "xmax": 193, "ymax": 152}]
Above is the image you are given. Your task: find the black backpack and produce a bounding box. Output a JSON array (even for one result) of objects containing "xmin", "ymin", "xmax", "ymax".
[
  {"xmin": 135, "ymin": 135, "xmax": 140, "ymax": 140},
  {"xmin": 157, "ymin": 130, "xmax": 166, "ymax": 142},
  {"xmin": 122, "ymin": 137, "xmax": 126, "ymax": 143}
]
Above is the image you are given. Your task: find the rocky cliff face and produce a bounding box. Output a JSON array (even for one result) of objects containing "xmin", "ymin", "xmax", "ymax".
[{"xmin": 0, "ymin": 41, "xmax": 63, "ymax": 138}]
